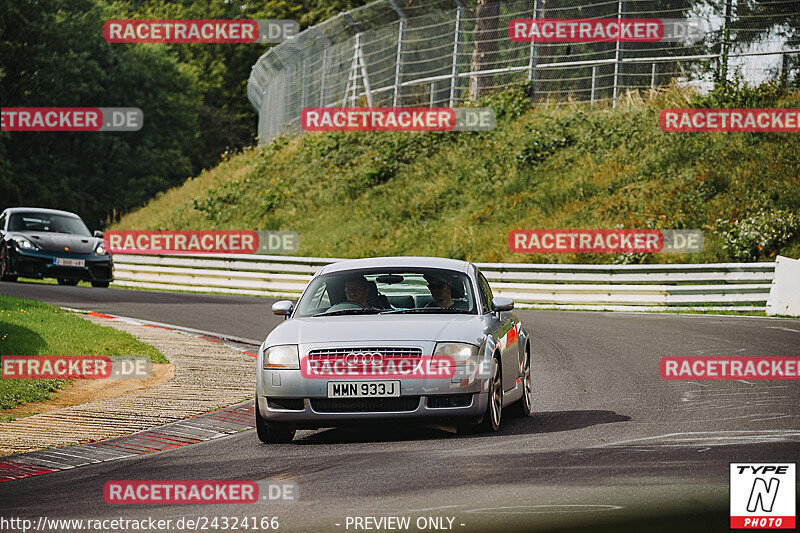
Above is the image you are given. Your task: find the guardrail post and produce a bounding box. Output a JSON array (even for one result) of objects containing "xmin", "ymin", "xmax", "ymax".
[
  {"xmin": 612, "ymin": 0, "xmax": 625, "ymax": 107},
  {"xmin": 388, "ymin": 0, "xmax": 406, "ymax": 107},
  {"xmin": 449, "ymin": 0, "xmax": 465, "ymax": 107}
]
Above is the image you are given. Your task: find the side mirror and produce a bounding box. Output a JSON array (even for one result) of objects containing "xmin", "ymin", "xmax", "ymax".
[
  {"xmin": 490, "ymin": 297, "xmax": 514, "ymax": 315},
  {"xmin": 272, "ymin": 300, "xmax": 294, "ymax": 318},
  {"xmin": 93, "ymin": 230, "xmax": 104, "ymax": 238}
]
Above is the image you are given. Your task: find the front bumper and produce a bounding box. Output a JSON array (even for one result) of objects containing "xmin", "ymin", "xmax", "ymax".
[
  {"xmin": 257, "ymin": 368, "xmax": 489, "ymax": 427},
  {"xmin": 257, "ymin": 392, "xmax": 487, "ymax": 428},
  {"xmin": 8, "ymin": 247, "xmax": 113, "ymax": 282}
]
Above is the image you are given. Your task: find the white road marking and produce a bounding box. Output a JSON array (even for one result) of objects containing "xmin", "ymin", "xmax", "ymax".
[
  {"xmin": 766, "ymin": 326, "xmax": 800, "ymax": 333},
  {"xmin": 464, "ymin": 504, "xmax": 623, "ymax": 514}
]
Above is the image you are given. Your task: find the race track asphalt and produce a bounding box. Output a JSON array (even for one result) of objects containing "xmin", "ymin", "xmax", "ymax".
[{"xmin": 1, "ymin": 281, "xmax": 799, "ymax": 532}]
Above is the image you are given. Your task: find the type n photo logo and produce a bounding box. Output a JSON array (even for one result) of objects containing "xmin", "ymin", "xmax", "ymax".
[{"xmin": 730, "ymin": 463, "xmax": 796, "ymax": 529}]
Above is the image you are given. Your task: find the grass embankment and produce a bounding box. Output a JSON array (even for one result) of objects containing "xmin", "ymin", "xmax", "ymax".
[
  {"xmin": 112, "ymin": 83, "xmax": 800, "ymax": 264},
  {"xmin": 0, "ymin": 295, "xmax": 167, "ymax": 415}
]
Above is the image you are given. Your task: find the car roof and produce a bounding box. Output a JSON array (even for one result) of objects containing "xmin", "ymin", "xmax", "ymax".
[
  {"xmin": 318, "ymin": 256, "xmax": 473, "ymax": 276},
  {"xmin": 2, "ymin": 207, "xmax": 83, "ymax": 219}
]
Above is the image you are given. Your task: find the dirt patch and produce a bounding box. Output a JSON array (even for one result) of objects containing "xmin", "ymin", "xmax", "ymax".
[{"xmin": 0, "ymin": 363, "xmax": 174, "ymax": 418}]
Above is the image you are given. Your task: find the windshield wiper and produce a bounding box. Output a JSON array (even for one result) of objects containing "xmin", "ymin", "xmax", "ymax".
[
  {"xmin": 312, "ymin": 308, "xmax": 383, "ymax": 317},
  {"xmin": 380, "ymin": 308, "xmax": 472, "ymax": 314}
]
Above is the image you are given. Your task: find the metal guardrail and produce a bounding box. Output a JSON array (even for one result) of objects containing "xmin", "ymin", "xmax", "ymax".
[{"xmin": 112, "ymin": 254, "xmax": 776, "ymax": 312}]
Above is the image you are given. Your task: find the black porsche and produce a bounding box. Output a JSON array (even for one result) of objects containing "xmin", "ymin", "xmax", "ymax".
[{"xmin": 0, "ymin": 207, "xmax": 113, "ymax": 287}]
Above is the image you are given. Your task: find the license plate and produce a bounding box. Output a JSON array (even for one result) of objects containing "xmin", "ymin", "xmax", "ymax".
[
  {"xmin": 327, "ymin": 381, "xmax": 400, "ymax": 398},
  {"xmin": 53, "ymin": 257, "xmax": 85, "ymax": 267}
]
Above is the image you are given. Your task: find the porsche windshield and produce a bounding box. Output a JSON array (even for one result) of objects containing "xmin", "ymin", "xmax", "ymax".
[
  {"xmin": 8, "ymin": 212, "xmax": 92, "ymax": 236},
  {"xmin": 294, "ymin": 269, "xmax": 477, "ymax": 317}
]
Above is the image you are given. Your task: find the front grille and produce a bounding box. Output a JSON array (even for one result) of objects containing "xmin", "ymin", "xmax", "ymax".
[
  {"xmin": 18, "ymin": 260, "xmax": 41, "ymax": 275},
  {"xmin": 48, "ymin": 266, "xmax": 88, "ymax": 280},
  {"xmin": 308, "ymin": 347, "xmax": 423, "ymax": 360},
  {"xmin": 307, "ymin": 347, "xmax": 424, "ymax": 369},
  {"xmin": 427, "ymin": 394, "xmax": 473, "ymax": 408},
  {"xmin": 89, "ymin": 264, "xmax": 112, "ymax": 279},
  {"xmin": 310, "ymin": 396, "xmax": 420, "ymax": 413},
  {"xmin": 267, "ymin": 398, "xmax": 305, "ymax": 411}
]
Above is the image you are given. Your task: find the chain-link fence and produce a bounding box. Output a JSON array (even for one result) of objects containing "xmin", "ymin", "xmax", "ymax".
[{"xmin": 248, "ymin": 0, "xmax": 799, "ymax": 142}]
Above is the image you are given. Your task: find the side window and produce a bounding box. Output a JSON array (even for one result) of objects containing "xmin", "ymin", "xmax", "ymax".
[
  {"xmin": 477, "ymin": 271, "xmax": 493, "ymax": 313},
  {"xmin": 311, "ymin": 284, "xmax": 330, "ymax": 309}
]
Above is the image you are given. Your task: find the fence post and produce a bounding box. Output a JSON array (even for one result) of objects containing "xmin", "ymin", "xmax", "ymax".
[
  {"xmin": 590, "ymin": 65, "xmax": 597, "ymax": 105},
  {"xmin": 612, "ymin": 0, "xmax": 625, "ymax": 107},
  {"xmin": 720, "ymin": 0, "xmax": 732, "ymax": 86},
  {"xmin": 357, "ymin": 36, "xmax": 374, "ymax": 106},
  {"xmin": 300, "ymin": 55, "xmax": 308, "ymax": 109},
  {"xmin": 780, "ymin": 52, "xmax": 789, "ymax": 89},
  {"xmin": 315, "ymin": 28, "xmax": 332, "ymax": 107},
  {"xmin": 320, "ymin": 47, "xmax": 329, "ymax": 106},
  {"xmin": 527, "ymin": 0, "xmax": 541, "ymax": 87},
  {"xmin": 388, "ymin": 0, "xmax": 406, "ymax": 107},
  {"xmin": 345, "ymin": 35, "xmax": 360, "ymax": 106},
  {"xmin": 650, "ymin": 62, "xmax": 657, "ymax": 98},
  {"xmin": 343, "ymin": 15, "xmax": 374, "ymax": 107},
  {"xmin": 449, "ymin": 0, "xmax": 465, "ymax": 107}
]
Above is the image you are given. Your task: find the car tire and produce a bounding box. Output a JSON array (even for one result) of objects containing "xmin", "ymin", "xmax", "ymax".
[
  {"xmin": 91, "ymin": 281, "xmax": 110, "ymax": 288},
  {"xmin": 57, "ymin": 278, "xmax": 79, "ymax": 286},
  {"xmin": 0, "ymin": 246, "xmax": 16, "ymax": 282},
  {"xmin": 508, "ymin": 348, "xmax": 532, "ymax": 418},
  {"xmin": 256, "ymin": 399, "xmax": 296, "ymax": 443},
  {"xmin": 476, "ymin": 356, "xmax": 502, "ymax": 433}
]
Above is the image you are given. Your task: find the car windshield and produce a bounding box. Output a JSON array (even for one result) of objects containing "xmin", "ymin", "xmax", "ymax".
[
  {"xmin": 294, "ymin": 268, "xmax": 477, "ymax": 317},
  {"xmin": 8, "ymin": 212, "xmax": 91, "ymax": 236}
]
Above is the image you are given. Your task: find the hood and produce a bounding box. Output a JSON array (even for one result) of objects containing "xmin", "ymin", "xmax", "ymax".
[
  {"xmin": 16, "ymin": 231, "xmax": 98, "ymax": 254},
  {"xmin": 265, "ymin": 314, "xmax": 487, "ymax": 349}
]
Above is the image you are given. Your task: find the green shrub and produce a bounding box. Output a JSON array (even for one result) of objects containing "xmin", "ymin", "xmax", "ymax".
[{"xmin": 716, "ymin": 209, "xmax": 800, "ymax": 262}]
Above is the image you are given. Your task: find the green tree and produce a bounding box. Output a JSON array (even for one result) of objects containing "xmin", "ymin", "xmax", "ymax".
[{"xmin": 0, "ymin": 0, "xmax": 200, "ymax": 228}]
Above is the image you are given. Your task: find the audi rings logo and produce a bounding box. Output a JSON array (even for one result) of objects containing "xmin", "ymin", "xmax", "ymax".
[{"xmin": 344, "ymin": 352, "xmax": 383, "ymax": 366}]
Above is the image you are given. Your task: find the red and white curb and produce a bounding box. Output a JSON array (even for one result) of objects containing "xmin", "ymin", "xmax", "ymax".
[{"xmin": 0, "ymin": 309, "xmax": 264, "ymax": 483}]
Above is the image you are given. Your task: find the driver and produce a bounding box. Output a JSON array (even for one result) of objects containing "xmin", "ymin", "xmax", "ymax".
[
  {"xmin": 424, "ymin": 274, "xmax": 455, "ymax": 308},
  {"xmin": 344, "ymin": 276, "xmax": 370, "ymax": 307}
]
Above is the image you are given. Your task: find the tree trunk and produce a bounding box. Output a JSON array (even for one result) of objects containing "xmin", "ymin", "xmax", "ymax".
[{"xmin": 469, "ymin": 0, "xmax": 500, "ymax": 99}]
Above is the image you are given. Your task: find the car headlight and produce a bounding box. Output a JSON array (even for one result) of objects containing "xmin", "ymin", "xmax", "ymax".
[
  {"xmin": 11, "ymin": 235, "xmax": 38, "ymax": 250},
  {"xmin": 263, "ymin": 344, "xmax": 300, "ymax": 370},
  {"xmin": 433, "ymin": 342, "xmax": 479, "ymax": 364},
  {"xmin": 95, "ymin": 243, "xmax": 106, "ymax": 255}
]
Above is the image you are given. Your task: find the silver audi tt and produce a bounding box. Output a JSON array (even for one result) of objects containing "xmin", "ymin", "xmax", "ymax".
[{"xmin": 255, "ymin": 256, "xmax": 532, "ymax": 443}]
